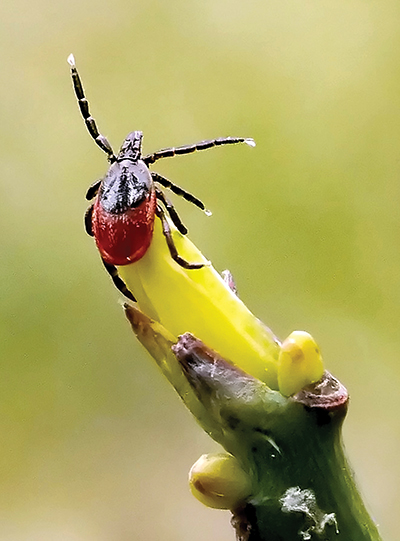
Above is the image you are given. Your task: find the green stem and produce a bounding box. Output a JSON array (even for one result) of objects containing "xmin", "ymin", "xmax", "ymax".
[
  {"xmin": 124, "ymin": 305, "xmax": 383, "ymax": 541},
  {"xmin": 173, "ymin": 333, "xmax": 382, "ymax": 541},
  {"xmin": 246, "ymin": 403, "xmax": 381, "ymax": 540}
]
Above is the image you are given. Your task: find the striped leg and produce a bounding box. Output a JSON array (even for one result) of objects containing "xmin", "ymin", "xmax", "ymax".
[
  {"xmin": 155, "ymin": 188, "xmax": 187, "ymax": 235},
  {"xmin": 144, "ymin": 136, "xmax": 255, "ymax": 165},
  {"xmin": 68, "ymin": 54, "xmax": 116, "ymax": 161},
  {"xmin": 102, "ymin": 259, "xmax": 137, "ymax": 302},
  {"xmin": 156, "ymin": 205, "xmax": 207, "ymax": 270},
  {"xmin": 152, "ymin": 172, "xmax": 205, "ymax": 211}
]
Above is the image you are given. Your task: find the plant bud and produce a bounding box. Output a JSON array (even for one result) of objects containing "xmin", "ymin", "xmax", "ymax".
[
  {"xmin": 278, "ymin": 331, "xmax": 324, "ymax": 396},
  {"xmin": 189, "ymin": 453, "xmax": 252, "ymax": 510}
]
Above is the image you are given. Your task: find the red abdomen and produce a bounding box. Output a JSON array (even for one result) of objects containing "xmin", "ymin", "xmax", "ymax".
[{"xmin": 92, "ymin": 190, "xmax": 157, "ymax": 266}]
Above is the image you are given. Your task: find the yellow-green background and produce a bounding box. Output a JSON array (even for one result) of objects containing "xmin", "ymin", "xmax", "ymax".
[{"xmin": 1, "ymin": 1, "xmax": 399, "ymax": 539}]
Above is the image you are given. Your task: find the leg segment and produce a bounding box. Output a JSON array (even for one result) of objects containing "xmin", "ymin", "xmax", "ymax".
[
  {"xmin": 156, "ymin": 205, "xmax": 207, "ymax": 270},
  {"xmin": 102, "ymin": 259, "xmax": 137, "ymax": 302},
  {"xmin": 152, "ymin": 172, "xmax": 205, "ymax": 211},
  {"xmin": 155, "ymin": 188, "xmax": 187, "ymax": 235},
  {"xmin": 86, "ymin": 179, "xmax": 102, "ymax": 200},
  {"xmin": 67, "ymin": 54, "xmax": 116, "ymax": 162},
  {"xmin": 84, "ymin": 204, "xmax": 94, "ymax": 236},
  {"xmin": 143, "ymin": 136, "xmax": 255, "ymax": 166}
]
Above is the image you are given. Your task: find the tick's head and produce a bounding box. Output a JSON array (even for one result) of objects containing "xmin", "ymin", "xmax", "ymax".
[{"xmin": 117, "ymin": 131, "xmax": 143, "ymax": 162}]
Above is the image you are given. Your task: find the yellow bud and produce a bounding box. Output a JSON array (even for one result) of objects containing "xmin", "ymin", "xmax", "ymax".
[
  {"xmin": 189, "ymin": 453, "xmax": 252, "ymax": 510},
  {"xmin": 278, "ymin": 331, "xmax": 324, "ymax": 397},
  {"xmin": 118, "ymin": 218, "xmax": 280, "ymax": 388}
]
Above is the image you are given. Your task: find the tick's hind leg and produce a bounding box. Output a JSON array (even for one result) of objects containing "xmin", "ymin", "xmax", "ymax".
[
  {"xmin": 102, "ymin": 259, "xmax": 137, "ymax": 302},
  {"xmin": 156, "ymin": 205, "xmax": 208, "ymax": 270}
]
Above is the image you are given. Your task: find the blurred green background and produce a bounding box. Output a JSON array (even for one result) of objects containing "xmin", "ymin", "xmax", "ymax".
[{"xmin": 1, "ymin": 0, "xmax": 399, "ymax": 539}]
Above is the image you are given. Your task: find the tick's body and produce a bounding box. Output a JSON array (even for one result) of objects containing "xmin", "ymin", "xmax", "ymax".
[
  {"xmin": 68, "ymin": 54, "xmax": 255, "ymax": 301},
  {"xmin": 90, "ymin": 145, "xmax": 157, "ymax": 266}
]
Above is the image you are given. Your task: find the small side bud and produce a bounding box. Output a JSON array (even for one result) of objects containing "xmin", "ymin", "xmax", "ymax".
[
  {"xmin": 189, "ymin": 453, "xmax": 252, "ymax": 510},
  {"xmin": 278, "ymin": 331, "xmax": 324, "ymax": 397}
]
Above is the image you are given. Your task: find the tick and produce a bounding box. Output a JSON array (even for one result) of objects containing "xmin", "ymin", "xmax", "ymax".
[{"xmin": 68, "ymin": 54, "xmax": 255, "ymax": 301}]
